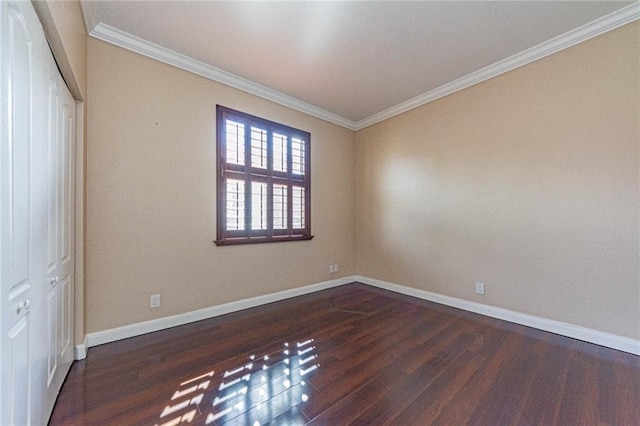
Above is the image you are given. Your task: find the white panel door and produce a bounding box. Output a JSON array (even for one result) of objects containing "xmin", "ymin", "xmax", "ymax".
[
  {"xmin": 1, "ymin": 2, "xmax": 37, "ymax": 425},
  {"xmin": 43, "ymin": 74, "xmax": 75, "ymax": 416},
  {"xmin": 1, "ymin": 1, "xmax": 76, "ymax": 424}
]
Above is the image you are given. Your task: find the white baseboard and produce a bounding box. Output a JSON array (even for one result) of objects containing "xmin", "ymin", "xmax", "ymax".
[
  {"xmin": 74, "ymin": 336, "xmax": 88, "ymax": 360},
  {"xmin": 355, "ymin": 275, "xmax": 640, "ymax": 356},
  {"xmin": 85, "ymin": 276, "xmax": 353, "ymax": 348},
  {"xmin": 82, "ymin": 275, "xmax": 639, "ymax": 357}
]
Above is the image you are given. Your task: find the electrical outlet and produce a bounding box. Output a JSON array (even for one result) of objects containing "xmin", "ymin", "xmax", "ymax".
[
  {"xmin": 150, "ymin": 294, "xmax": 160, "ymax": 308},
  {"xmin": 329, "ymin": 265, "xmax": 335, "ymax": 274},
  {"xmin": 475, "ymin": 282, "xmax": 485, "ymax": 295},
  {"xmin": 334, "ymin": 264, "xmax": 339, "ymax": 272}
]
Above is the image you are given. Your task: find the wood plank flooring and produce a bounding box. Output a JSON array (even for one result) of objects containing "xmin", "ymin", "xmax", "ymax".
[{"xmin": 49, "ymin": 283, "xmax": 640, "ymax": 425}]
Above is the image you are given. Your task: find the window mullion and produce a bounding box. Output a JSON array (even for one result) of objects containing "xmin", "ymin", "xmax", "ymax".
[
  {"xmin": 287, "ymin": 133, "xmax": 293, "ymax": 235},
  {"xmin": 244, "ymin": 119, "xmax": 251, "ymax": 236},
  {"xmin": 266, "ymin": 128, "xmax": 274, "ymax": 238}
]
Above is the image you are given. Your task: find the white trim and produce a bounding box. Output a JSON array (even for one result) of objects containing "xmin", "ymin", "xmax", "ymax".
[
  {"xmin": 86, "ymin": 276, "xmax": 352, "ymax": 348},
  {"xmin": 354, "ymin": 2, "xmax": 640, "ymax": 130},
  {"xmin": 74, "ymin": 336, "xmax": 88, "ymax": 360},
  {"xmin": 355, "ymin": 275, "xmax": 640, "ymax": 356},
  {"xmin": 78, "ymin": 1, "xmax": 96, "ymax": 42},
  {"xmin": 73, "ymin": 100, "xmax": 85, "ymax": 362},
  {"xmin": 88, "ymin": 23, "xmax": 356, "ymax": 131},
  {"xmin": 84, "ymin": 275, "xmax": 639, "ymax": 356},
  {"xmin": 83, "ymin": 3, "xmax": 639, "ymax": 131}
]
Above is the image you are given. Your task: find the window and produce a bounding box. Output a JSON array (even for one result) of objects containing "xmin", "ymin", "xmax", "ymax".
[{"xmin": 215, "ymin": 106, "xmax": 312, "ymax": 245}]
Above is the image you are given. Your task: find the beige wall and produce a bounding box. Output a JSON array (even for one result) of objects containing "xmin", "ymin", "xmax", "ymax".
[
  {"xmin": 33, "ymin": 0, "xmax": 87, "ymax": 100},
  {"xmin": 87, "ymin": 20, "xmax": 638, "ymax": 341},
  {"xmin": 86, "ymin": 39, "xmax": 355, "ymax": 333},
  {"xmin": 355, "ymin": 22, "xmax": 640, "ymax": 340}
]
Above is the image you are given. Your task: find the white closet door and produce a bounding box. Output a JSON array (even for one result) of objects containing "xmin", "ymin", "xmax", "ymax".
[
  {"xmin": 43, "ymin": 74, "xmax": 75, "ymax": 417},
  {"xmin": 1, "ymin": 2, "xmax": 39, "ymax": 424},
  {"xmin": 1, "ymin": 1, "xmax": 76, "ymax": 424}
]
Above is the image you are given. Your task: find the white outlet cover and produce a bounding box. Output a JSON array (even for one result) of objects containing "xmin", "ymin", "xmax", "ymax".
[
  {"xmin": 150, "ymin": 294, "xmax": 160, "ymax": 308},
  {"xmin": 475, "ymin": 282, "xmax": 485, "ymax": 295}
]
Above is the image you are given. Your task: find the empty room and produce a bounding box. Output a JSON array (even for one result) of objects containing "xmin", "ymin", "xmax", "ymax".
[{"xmin": 1, "ymin": 1, "xmax": 639, "ymax": 425}]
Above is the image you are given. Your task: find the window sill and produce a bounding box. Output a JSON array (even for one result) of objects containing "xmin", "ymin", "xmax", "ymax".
[{"xmin": 214, "ymin": 235, "xmax": 314, "ymax": 246}]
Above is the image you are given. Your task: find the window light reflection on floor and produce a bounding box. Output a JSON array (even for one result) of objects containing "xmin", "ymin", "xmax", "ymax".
[
  {"xmin": 157, "ymin": 371, "xmax": 214, "ymax": 426},
  {"xmin": 155, "ymin": 339, "xmax": 319, "ymax": 426}
]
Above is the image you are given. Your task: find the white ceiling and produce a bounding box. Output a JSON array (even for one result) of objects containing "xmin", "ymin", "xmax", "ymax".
[{"xmin": 81, "ymin": 1, "xmax": 638, "ymax": 129}]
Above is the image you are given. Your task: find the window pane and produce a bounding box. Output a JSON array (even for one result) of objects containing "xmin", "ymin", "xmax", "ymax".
[
  {"xmin": 251, "ymin": 127, "xmax": 267, "ymax": 169},
  {"xmin": 292, "ymin": 186, "xmax": 305, "ymax": 229},
  {"xmin": 273, "ymin": 133, "xmax": 287, "ymax": 172},
  {"xmin": 251, "ymin": 182, "xmax": 267, "ymax": 230},
  {"xmin": 225, "ymin": 120, "xmax": 245, "ymax": 165},
  {"xmin": 226, "ymin": 179, "xmax": 245, "ymax": 230},
  {"xmin": 292, "ymin": 137, "xmax": 305, "ymax": 175},
  {"xmin": 273, "ymin": 184, "xmax": 287, "ymax": 230}
]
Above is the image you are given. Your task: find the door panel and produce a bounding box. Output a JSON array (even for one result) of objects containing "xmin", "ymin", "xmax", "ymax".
[
  {"xmin": 7, "ymin": 1, "xmax": 31, "ymax": 302},
  {"xmin": 60, "ymin": 276, "xmax": 71, "ymax": 357},
  {"xmin": 46, "ymin": 73, "xmax": 58, "ymax": 274},
  {"xmin": 57, "ymin": 77, "xmax": 75, "ymax": 369},
  {"xmin": 8, "ymin": 316, "xmax": 31, "ymax": 426},
  {"xmin": 46, "ymin": 286, "xmax": 57, "ymax": 386},
  {"xmin": 60, "ymin": 99, "xmax": 72, "ymax": 267}
]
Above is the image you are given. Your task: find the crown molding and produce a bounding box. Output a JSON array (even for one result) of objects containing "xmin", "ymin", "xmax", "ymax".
[
  {"xmin": 89, "ymin": 22, "xmax": 358, "ymax": 130},
  {"xmin": 79, "ymin": 0, "xmax": 96, "ymax": 38},
  {"xmin": 84, "ymin": 2, "xmax": 639, "ymax": 132},
  {"xmin": 354, "ymin": 2, "xmax": 640, "ymax": 130}
]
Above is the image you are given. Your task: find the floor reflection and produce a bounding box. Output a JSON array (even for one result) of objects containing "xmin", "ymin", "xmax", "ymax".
[{"xmin": 156, "ymin": 339, "xmax": 319, "ymax": 425}]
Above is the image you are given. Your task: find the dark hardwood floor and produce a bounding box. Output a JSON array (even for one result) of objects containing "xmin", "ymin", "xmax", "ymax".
[{"xmin": 50, "ymin": 283, "xmax": 640, "ymax": 425}]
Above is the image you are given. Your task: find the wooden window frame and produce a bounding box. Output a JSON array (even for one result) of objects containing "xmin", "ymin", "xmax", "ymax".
[{"xmin": 215, "ymin": 106, "xmax": 313, "ymax": 246}]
